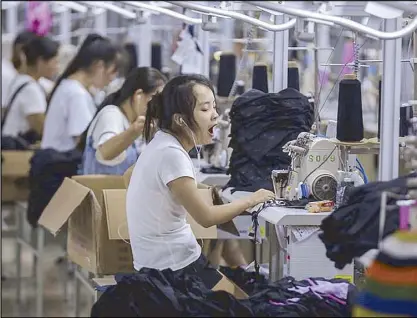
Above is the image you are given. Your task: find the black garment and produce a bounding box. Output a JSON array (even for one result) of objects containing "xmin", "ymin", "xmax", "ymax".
[
  {"xmin": 27, "ymin": 148, "xmax": 82, "ymax": 228},
  {"xmin": 225, "ymin": 88, "xmax": 314, "ymax": 192},
  {"xmin": 319, "ymin": 174, "xmax": 415, "ymax": 270},
  {"xmin": 91, "ymin": 255, "xmax": 253, "ymax": 317},
  {"xmin": 200, "ymin": 166, "xmax": 228, "ymax": 174},
  {"xmin": 91, "ymin": 271, "xmax": 354, "ymax": 317},
  {"xmin": 219, "ymin": 266, "xmax": 268, "ymax": 295},
  {"xmin": 146, "ymin": 254, "xmax": 223, "ymax": 290}
]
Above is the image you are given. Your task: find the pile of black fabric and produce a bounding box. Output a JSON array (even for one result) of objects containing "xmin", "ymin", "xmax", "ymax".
[
  {"xmin": 319, "ymin": 173, "xmax": 416, "ymax": 270},
  {"xmin": 91, "ymin": 269, "xmax": 356, "ymax": 317},
  {"xmin": 218, "ymin": 266, "xmax": 268, "ymax": 295},
  {"xmin": 27, "ymin": 148, "xmax": 82, "ymax": 227},
  {"xmin": 225, "ymin": 88, "xmax": 314, "ymax": 192}
]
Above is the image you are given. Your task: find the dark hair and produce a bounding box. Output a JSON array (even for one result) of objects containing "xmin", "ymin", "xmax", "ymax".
[
  {"xmin": 143, "ymin": 74, "xmax": 215, "ymax": 143},
  {"xmin": 11, "ymin": 31, "xmax": 37, "ymax": 69},
  {"xmin": 47, "ymin": 33, "xmax": 119, "ymax": 108},
  {"xmin": 77, "ymin": 67, "xmax": 167, "ymax": 152},
  {"xmin": 21, "ymin": 36, "xmax": 59, "ymax": 66},
  {"xmin": 100, "ymin": 67, "xmax": 167, "ymax": 109}
]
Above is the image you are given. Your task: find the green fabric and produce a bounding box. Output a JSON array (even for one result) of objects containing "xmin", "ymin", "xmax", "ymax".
[{"xmin": 365, "ymin": 277, "xmax": 417, "ymax": 301}]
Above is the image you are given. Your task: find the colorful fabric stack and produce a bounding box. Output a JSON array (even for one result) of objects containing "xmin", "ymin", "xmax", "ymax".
[{"xmin": 353, "ymin": 230, "xmax": 417, "ymax": 317}]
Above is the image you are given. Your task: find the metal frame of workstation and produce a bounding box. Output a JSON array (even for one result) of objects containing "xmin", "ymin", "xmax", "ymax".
[{"xmin": 2, "ymin": 1, "xmax": 417, "ymax": 314}]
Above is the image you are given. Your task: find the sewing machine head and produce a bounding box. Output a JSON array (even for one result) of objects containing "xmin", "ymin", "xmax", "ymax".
[{"xmin": 272, "ymin": 132, "xmax": 339, "ymax": 201}]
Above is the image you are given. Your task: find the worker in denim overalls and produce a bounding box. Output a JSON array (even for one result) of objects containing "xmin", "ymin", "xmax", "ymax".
[{"xmin": 78, "ymin": 67, "xmax": 167, "ymax": 175}]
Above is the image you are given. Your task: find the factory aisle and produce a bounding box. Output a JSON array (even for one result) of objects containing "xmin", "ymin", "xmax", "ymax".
[{"xmin": 1, "ymin": 206, "xmax": 92, "ymax": 317}]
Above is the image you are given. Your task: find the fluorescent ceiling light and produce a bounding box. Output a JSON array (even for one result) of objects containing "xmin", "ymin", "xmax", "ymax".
[
  {"xmin": 80, "ymin": 1, "xmax": 137, "ymax": 19},
  {"xmin": 122, "ymin": 1, "xmax": 202, "ymax": 24},
  {"xmin": 54, "ymin": 1, "xmax": 88, "ymax": 13}
]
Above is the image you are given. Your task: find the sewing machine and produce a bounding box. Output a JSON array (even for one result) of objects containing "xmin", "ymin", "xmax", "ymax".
[{"xmin": 272, "ymin": 133, "xmax": 340, "ymax": 201}]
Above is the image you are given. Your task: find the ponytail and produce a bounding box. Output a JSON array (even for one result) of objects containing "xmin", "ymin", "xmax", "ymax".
[
  {"xmin": 144, "ymin": 92, "xmax": 164, "ymax": 143},
  {"xmin": 46, "ymin": 33, "xmax": 118, "ymax": 111}
]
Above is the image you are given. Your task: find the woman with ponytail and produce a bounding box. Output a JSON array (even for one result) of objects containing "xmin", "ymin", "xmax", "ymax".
[
  {"xmin": 126, "ymin": 74, "xmax": 275, "ymax": 284},
  {"xmin": 41, "ymin": 33, "xmax": 120, "ymax": 152},
  {"xmin": 27, "ymin": 34, "xmax": 120, "ymax": 228},
  {"xmin": 80, "ymin": 67, "xmax": 167, "ymax": 175}
]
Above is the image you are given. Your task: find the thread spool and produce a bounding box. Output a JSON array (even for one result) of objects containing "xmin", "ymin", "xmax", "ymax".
[
  {"xmin": 399, "ymin": 203, "xmax": 410, "ymax": 230},
  {"xmin": 377, "ymin": 79, "xmax": 382, "ymax": 140},
  {"xmin": 236, "ymin": 80, "xmax": 245, "ymax": 96},
  {"xmin": 252, "ymin": 63, "xmax": 268, "ymax": 93},
  {"xmin": 123, "ymin": 43, "xmax": 138, "ymax": 75},
  {"xmin": 287, "ymin": 61, "xmax": 300, "ymax": 91},
  {"xmin": 217, "ymin": 53, "xmax": 236, "ymax": 97},
  {"xmin": 400, "ymin": 103, "xmax": 414, "ymax": 137},
  {"xmin": 151, "ymin": 43, "xmax": 162, "ymax": 71},
  {"xmin": 336, "ymin": 74, "xmax": 364, "ymax": 142}
]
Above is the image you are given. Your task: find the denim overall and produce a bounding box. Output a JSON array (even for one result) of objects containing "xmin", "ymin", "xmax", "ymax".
[{"xmin": 80, "ymin": 110, "xmax": 139, "ymax": 175}]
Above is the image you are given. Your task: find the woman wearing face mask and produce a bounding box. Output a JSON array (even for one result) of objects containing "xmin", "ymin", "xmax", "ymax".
[
  {"xmin": 27, "ymin": 34, "xmax": 120, "ymax": 228},
  {"xmin": 126, "ymin": 74, "xmax": 275, "ymax": 284},
  {"xmin": 79, "ymin": 67, "xmax": 167, "ymax": 175},
  {"xmin": 2, "ymin": 35, "xmax": 59, "ymax": 149}
]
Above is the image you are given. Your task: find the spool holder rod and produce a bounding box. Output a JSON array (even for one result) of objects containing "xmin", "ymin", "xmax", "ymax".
[
  {"xmin": 379, "ymin": 18, "xmax": 402, "ymax": 181},
  {"xmin": 272, "ymin": 14, "xmax": 290, "ymax": 93},
  {"xmin": 243, "ymin": 47, "xmax": 334, "ymax": 53},
  {"xmin": 322, "ymin": 59, "xmax": 413, "ymax": 66}
]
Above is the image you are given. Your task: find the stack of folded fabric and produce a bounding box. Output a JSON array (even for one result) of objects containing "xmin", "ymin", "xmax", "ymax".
[
  {"xmin": 318, "ymin": 174, "xmax": 417, "ymax": 270},
  {"xmin": 225, "ymin": 88, "xmax": 314, "ymax": 193},
  {"xmin": 353, "ymin": 230, "xmax": 417, "ymax": 317}
]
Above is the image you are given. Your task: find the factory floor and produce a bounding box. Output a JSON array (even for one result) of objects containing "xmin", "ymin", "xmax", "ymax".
[{"xmin": 1, "ymin": 207, "xmax": 93, "ymax": 318}]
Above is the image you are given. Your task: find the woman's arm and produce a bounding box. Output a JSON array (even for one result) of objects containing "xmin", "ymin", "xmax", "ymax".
[
  {"xmin": 168, "ymin": 176, "xmax": 274, "ymax": 228},
  {"xmin": 26, "ymin": 113, "xmax": 45, "ymax": 136},
  {"xmin": 96, "ymin": 115, "xmax": 144, "ymax": 161},
  {"xmin": 98, "ymin": 125, "xmax": 140, "ymax": 161}
]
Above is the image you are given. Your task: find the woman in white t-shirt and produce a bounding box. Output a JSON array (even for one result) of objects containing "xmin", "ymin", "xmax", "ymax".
[
  {"xmin": 2, "ymin": 31, "xmax": 57, "ymax": 110},
  {"xmin": 41, "ymin": 33, "xmax": 120, "ymax": 153},
  {"xmin": 126, "ymin": 74, "xmax": 275, "ymax": 285},
  {"xmin": 27, "ymin": 34, "xmax": 120, "ymax": 228},
  {"xmin": 80, "ymin": 67, "xmax": 167, "ymax": 175},
  {"xmin": 2, "ymin": 35, "xmax": 59, "ymax": 148}
]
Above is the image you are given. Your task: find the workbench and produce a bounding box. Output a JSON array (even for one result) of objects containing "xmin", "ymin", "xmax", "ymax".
[{"xmin": 221, "ymin": 188, "xmax": 354, "ymax": 282}]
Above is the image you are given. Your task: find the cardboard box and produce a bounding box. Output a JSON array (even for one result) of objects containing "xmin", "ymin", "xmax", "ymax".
[
  {"xmin": 38, "ymin": 174, "xmax": 240, "ymax": 274},
  {"xmin": 38, "ymin": 175, "xmax": 132, "ymax": 275},
  {"xmin": 1, "ymin": 151, "xmax": 33, "ymax": 202}
]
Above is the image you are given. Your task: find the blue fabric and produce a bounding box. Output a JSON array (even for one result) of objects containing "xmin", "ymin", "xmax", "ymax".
[
  {"xmin": 356, "ymin": 291, "xmax": 417, "ymax": 316},
  {"xmin": 80, "ymin": 135, "xmax": 138, "ymax": 175}
]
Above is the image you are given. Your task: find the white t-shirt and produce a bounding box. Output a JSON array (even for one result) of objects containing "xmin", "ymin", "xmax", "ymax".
[
  {"xmin": 87, "ymin": 105, "xmax": 133, "ymax": 166},
  {"xmin": 41, "ymin": 79, "xmax": 96, "ymax": 152},
  {"xmin": 126, "ymin": 131, "xmax": 201, "ymax": 271},
  {"xmin": 2, "ymin": 59, "xmax": 16, "ymax": 107},
  {"xmin": 2, "ymin": 74, "xmax": 47, "ymax": 137},
  {"xmin": 2, "ymin": 59, "xmax": 55, "ymax": 106}
]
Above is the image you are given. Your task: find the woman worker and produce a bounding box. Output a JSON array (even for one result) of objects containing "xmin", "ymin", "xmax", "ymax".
[
  {"xmin": 27, "ymin": 33, "xmax": 120, "ymax": 228},
  {"xmin": 79, "ymin": 67, "xmax": 167, "ymax": 175},
  {"xmin": 126, "ymin": 74, "xmax": 275, "ymax": 284},
  {"xmin": 2, "ymin": 35, "xmax": 59, "ymax": 149}
]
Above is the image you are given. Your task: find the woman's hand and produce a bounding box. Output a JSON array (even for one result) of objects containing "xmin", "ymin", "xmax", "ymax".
[
  {"xmin": 131, "ymin": 116, "xmax": 146, "ymax": 135},
  {"xmin": 248, "ymin": 189, "xmax": 276, "ymax": 208}
]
